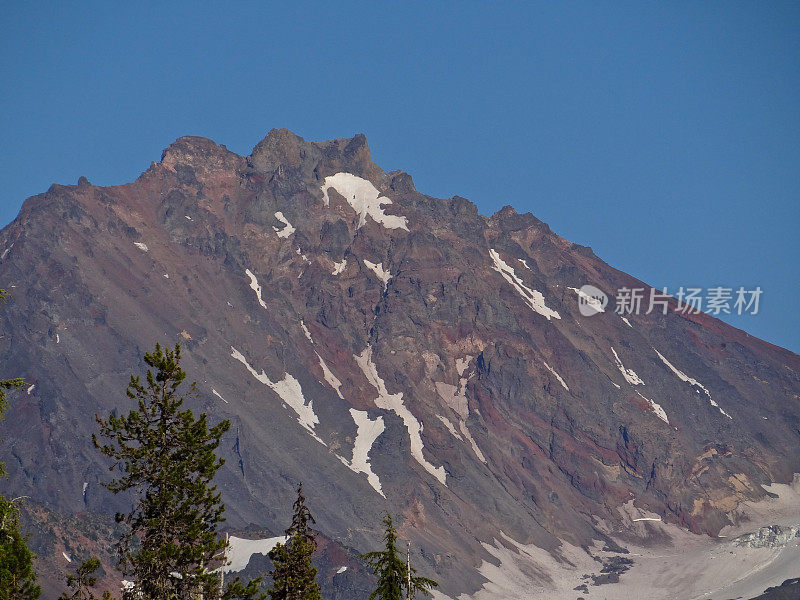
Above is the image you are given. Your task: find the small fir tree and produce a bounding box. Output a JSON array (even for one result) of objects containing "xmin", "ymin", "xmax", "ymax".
[
  {"xmin": 267, "ymin": 484, "xmax": 321, "ymax": 600},
  {"xmin": 58, "ymin": 558, "xmax": 115, "ymax": 600},
  {"xmin": 362, "ymin": 513, "xmax": 438, "ymax": 600}
]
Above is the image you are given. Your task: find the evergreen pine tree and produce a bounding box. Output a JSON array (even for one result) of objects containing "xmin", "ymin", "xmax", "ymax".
[
  {"xmin": 58, "ymin": 558, "xmax": 115, "ymax": 600},
  {"xmin": 267, "ymin": 484, "xmax": 321, "ymax": 600},
  {"xmin": 362, "ymin": 513, "xmax": 438, "ymax": 600},
  {"xmin": 0, "ymin": 289, "xmax": 41, "ymax": 600},
  {"xmin": 94, "ymin": 343, "xmax": 261, "ymax": 600},
  {"xmin": 0, "ymin": 497, "xmax": 41, "ymax": 600}
]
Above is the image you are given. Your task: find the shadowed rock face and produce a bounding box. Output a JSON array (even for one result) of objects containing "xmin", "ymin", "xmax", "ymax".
[{"xmin": 1, "ymin": 128, "xmax": 799, "ymax": 598}]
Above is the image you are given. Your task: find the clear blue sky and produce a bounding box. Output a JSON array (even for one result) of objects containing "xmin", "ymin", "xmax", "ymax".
[{"xmin": 2, "ymin": 2, "xmax": 798, "ymax": 352}]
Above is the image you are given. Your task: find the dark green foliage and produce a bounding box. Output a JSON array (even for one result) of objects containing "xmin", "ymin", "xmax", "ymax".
[
  {"xmin": 221, "ymin": 577, "xmax": 266, "ymax": 600},
  {"xmin": 0, "ymin": 289, "xmax": 40, "ymax": 600},
  {"xmin": 0, "ymin": 378, "xmax": 24, "ymax": 437},
  {"xmin": 0, "ymin": 498, "xmax": 41, "ymax": 600},
  {"xmin": 94, "ymin": 343, "xmax": 246, "ymax": 600},
  {"xmin": 58, "ymin": 558, "xmax": 115, "ymax": 600},
  {"xmin": 267, "ymin": 484, "xmax": 321, "ymax": 600},
  {"xmin": 362, "ymin": 514, "xmax": 438, "ymax": 600},
  {"xmin": 286, "ymin": 484, "xmax": 315, "ymax": 543}
]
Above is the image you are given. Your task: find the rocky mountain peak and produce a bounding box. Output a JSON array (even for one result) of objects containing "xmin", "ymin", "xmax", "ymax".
[
  {"xmin": 1, "ymin": 129, "xmax": 799, "ymax": 599},
  {"xmin": 159, "ymin": 135, "xmax": 242, "ymax": 175},
  {"xmin": 249, "ymin": 129, "xmax": 381, "ymax": 184}
]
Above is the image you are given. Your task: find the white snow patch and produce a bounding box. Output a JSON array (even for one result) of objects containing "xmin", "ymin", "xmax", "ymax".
[
  {"xmin": 568, "ymin": 286, "xmax": 606, "ymax": 314},
  {"xmin": 331, "ymin": 259, "xmax": 347, "ymax": 275},
  {"xmin": 341, "ymin": 408, "xmax": 386, "ymax": 497},
  {"xmin": 654, "ymin": 349, "xmax": 731, "ymax": 419},
  {"xmin": 459, "ymin": 532, "xmax": 563, "ymax": 600},
  {"xmin": 225, "ymin": 535, "xmax": 288, "ymax": 572},
  {"xmin": 63, "ymin": 552, "xmax": 72, "ymax": 563},
  {"xmin": 460, "ymin": 420, "xmax": 487, "ymax": 463},
  {"xmin": 26, "ymin": 384, "xmax": 34, "ymax": 395},
  {"xmin": 437, "ymin": 415, "xmax": 464, "ymax": 441},
  {"xmin": 355, "ymin": 346, "xmax": 446, "ymax": 485},
  {"xmin": 433, "ymin": 388, "xmax": 486, "ymax": 463},
  {"xmin": 337, "ymin": 566, "xmax": 348, "ymax": 574},
  {"xmin": 436, "ymin": 383, "xmax": 468, "ymax": 419},
  {"xmin": 456, "ymin": 358, "xmax": 473, "ymax": 402},
  {"xmin": 456, "ymin": 357, "xmax": 471, "ymax": 378},
  {"xmin": 636, "ymin": 390, "xmax": 669, "ymax": 424},
  {"xmin": 519, "ymin": 258, "xmax": 531, "ymax": 270},
  {"xmin": 56, "ymin": 333, "xmax": 60, "ymax": 344},
  {"xmin": 321, "ymin": 173, "xmax": 409, "ymax": 231},
  {"xmin": 163, "ymin": 273, "xmax": 170, "ymax": 279},
  {"xmin": 184, "ymin": 215, "xmax": 193, "ymax": 221},
  {"xmin": 490, "ymin": 249, "xmax": 560, "ymax": 320},
  {"xmin": 632, "ymin": 517, "xmax": 662, "ymax": 522},
  {"xmin": 122, "ymin": 580, "xmax": 135, "ymax": 591},
  {"xmin": 245, "ymin": 269, "xmax": 268, "ymax": 309},
  {"xmin": 273, "ymin": 211, "xmax": 296, "ymax": 238},
  {"xmin": 297, "ymin": 319, "xmax": 344, "ymax": 400},
  {"xmin": 542, "ymin": 361, "xmax": 569, "ymax": 391},
  {"xmin": 622, "ymin": 317, "xmax": 633, "ymax": 327},
  {"xmin": 435, "ymin": 357, "xmax": 485, "ymax": 463},
  {"xmin": 610, "ymin": 346, "xmax": 644, "ymax": 386},
  {"xmin": 133, "ymin": 242, "xmax": 148, "ymax": 252},
  {"xmin": 363, "ymin": 259, "xmax": 392, "ymax": 291},
  {"xmin": 211, "ymin": 388, "xmax": 229, "ymax": 404},
  {"xmin": 230, "ymin": 347, "xmax": 324, "ymax": 444},
  {"xmin": 0, "ymin": 248, "xmax": 9, "ymax": 260},
  {"xmin": 316, "ymin": 352, "xmax": 343, "ymax": 399}
]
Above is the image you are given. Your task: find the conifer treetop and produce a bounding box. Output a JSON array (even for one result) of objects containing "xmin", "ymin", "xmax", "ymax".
[
  {"xmin": 361, "ymin": 513, "xmax": 438, "ymax": 600},
  {"xmin": 286, "ymin": 483, "xmax": 316, "ymax": 542}
]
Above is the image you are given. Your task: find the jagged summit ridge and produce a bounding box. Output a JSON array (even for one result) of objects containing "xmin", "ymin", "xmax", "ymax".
[{"xmin": 0, "ymin": 129, "xmax": 799, "ymax": 599}]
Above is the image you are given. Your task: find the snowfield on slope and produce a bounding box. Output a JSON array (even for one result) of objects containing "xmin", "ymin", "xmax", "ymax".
[
  {"xmin": 489, "ymin": 249, "xmax": 560, "ymax": 320},
  {"xmin": 245, "ymin": 269, "xmax": 268, "ymax": 309},
  {"xmin": 230, "ymin": 347, "xmax": 325, "ymax": 445},
  {"xmin": 225, "ymin": 535, "xmax": 288, "ymax": 572},
  {"xmin": 636, "ymin": 390, "xmax": 670, "ymax": 424},
  {"xmin": 273, "ymin": 211, "xmax": 295, "ymax": 238},
  {"xmin": 542, "ymin": 361, "xmax": 569, "ymax": 391},
  {"xmin": 654, "ymin": 349, "xmax": 731, "ymax": 419},
  {"xmin": 611, "ymin": 346, "xmax": 645, "ymax": 386},
  {"xmin": 320, "ymin": 173, "xmax": 409, "ymax": 231},
  {"xmin": 434, "ymin": 357, "xmax": 486, "ymax": 463},
  {"xmin": 331, "ymin": 259, "xmax": 347, "ymax": 275},
  {"xmin": 363, "ymin": 259, "xmax": 392, "ymax": 291},
  {"xmin": 340, "ymin": 408, "xmax": 386, "ymax": 497},
  {"xmin": 355, "ymin": 345, "xmax": 447, "ymax": 485},
  {"xmin": 434, "ymin": 479, "xmax": 800, "ymax": 600}
]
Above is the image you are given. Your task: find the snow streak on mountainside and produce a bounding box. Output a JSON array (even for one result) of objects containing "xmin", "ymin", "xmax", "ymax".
[{"xmin": 0, "ymin": 128, "xmax": 799, "ymax": 599}]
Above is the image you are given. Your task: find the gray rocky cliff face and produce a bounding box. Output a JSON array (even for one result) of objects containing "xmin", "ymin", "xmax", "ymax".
[{"xmin": 1, "ymin": 130, "xmax": 799, "ymax": 598}]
